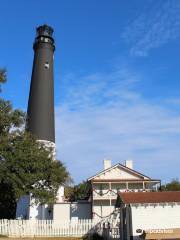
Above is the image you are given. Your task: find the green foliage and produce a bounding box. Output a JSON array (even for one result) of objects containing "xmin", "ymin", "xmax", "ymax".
[
  {"xmin": 64, "ymin": 185, "xmax": 75, "ymax": 201},
  {"xmin": 0, "ymin": 69, "xmax": 70, "ymax": 218},
  {"xmin": 73, "ymin": 181, "xmax": 91, "ymax": 200},
  {"xmin": 0, "ymin": 181, "xmax": 16, "ymax": 219},
  {"xmin": 0, "ymin": 68, "xmax": 6, "ymax": 92},
  {"xmin": 0, "ymin": 132, "xmax": 69, "ymax": 204},
  {"xmin": 65, "ymin": 181, "xmax": 91, "ymax": 201},
  {"xmin": 0, "ymin": 98, "xmax": 25, "ymax": 135},
  {"xmin": 161, "ymin": 178, "xmax": 180, "ymax": 191}
]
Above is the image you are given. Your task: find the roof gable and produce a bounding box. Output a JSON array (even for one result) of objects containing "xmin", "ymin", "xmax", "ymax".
[{"xmin": 88, "ymin": 163, "xmax": 150, "ymax": 181}]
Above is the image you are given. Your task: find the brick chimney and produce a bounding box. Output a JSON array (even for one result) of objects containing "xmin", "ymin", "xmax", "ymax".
[
  {"xmin": 125, "ymin": 160, "xmax": 133, "ymax": 169},
  {"xmin": 103, "ymin": 159, "xmax": 111, "ymax": 170}
]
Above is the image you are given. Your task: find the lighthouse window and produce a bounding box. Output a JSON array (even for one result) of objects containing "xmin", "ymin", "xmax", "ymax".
[{"xmin": 44, "ymin": 62, "xmax": 49, "ymax": 69}]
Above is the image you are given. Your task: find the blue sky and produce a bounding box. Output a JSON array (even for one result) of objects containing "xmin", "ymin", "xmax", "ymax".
[{"xmin": 1, "ymin": 0, "xmax": 180, "ymax": 183}]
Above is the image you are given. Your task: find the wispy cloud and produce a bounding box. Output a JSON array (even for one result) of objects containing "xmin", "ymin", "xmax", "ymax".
[
  {"xmin": 122, "ymin": 0, "xmax": 180, "ymax": 56},
  {"xmin": 59, "ymin": 68, "xmax": 140, "ymax": 109},
  {"xmin": 55, "ymin": 66, "xmax": 180, "ymax": 183}
]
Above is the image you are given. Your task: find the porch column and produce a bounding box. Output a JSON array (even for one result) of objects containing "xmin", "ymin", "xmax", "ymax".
[
  {"xmin": 155, "ymin": 182, "xmax": 158, "ymax": 191},
  {"xmin": 92, "ymin": 183, "xmax": 94, "ymax": 219},
  {"xmin": 109, "ymin": 182, "xmax": 111, "ymax": 191},
  {"xmin": 109, "ymin": 182, "xmax": 112, "ymax": 213}
]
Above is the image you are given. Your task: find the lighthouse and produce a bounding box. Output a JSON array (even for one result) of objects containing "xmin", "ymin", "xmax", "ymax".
[
  {"xmin": 26, "ymin": 25, "xmax": 55, "ymax": 152},
  {"xmin": 16, "ymin": 25, "xmax": 57, "ymax": 220}
]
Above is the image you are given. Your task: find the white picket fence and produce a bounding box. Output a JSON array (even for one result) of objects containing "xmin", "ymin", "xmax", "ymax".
[{"xmin": 0, "ymin": 219, "xmax": 99, "ymax": 237}]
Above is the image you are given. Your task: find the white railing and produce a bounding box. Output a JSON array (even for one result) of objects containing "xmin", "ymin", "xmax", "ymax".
[
  {"xmin": 0, "ymin": 219, "xmax": 99, "ymax": 237},
  {"xmin": 93, "ymin": 189, "xmax": 118, "ymax": 199},
  {"xmin": 93, "ymin": 188, "xmax": 155, "ymax": 199}
]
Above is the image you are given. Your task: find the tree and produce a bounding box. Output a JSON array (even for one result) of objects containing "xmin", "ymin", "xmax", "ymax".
[
  {"xmin": 65, "ymin": 181, "xmax": 91, "ymax": 201},
  {"xmin": 0, "ymin": 68, "xmax": 6, "ymax": 91},
  {"xmin": 0, "ymin": 68, "xmax": 6, "ymax": 83},
  {"xmin": 0, "ymin": 132, "xmax": 69, "ymax": 203},
  {"xmin": 161, "ymin": 178, "xmax": 180, "ymax": 191},
  {"xmin": 0, "ymin": 69, "xmax": 70, "ymax": 218},
  {"xmin": 0, "ymin": 98, "xmax": 25, "ymax": 135}
]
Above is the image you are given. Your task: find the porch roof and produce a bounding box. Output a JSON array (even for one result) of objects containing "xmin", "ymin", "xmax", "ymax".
[{"xmin": 92, "ymin": 179, "xmax": 160, "ymax": 183}]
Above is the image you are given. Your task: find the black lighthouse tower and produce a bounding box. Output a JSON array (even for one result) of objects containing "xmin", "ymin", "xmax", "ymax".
[{"xmin": 27, "ymin": 25, "xmax": 55, "ymax": 144}]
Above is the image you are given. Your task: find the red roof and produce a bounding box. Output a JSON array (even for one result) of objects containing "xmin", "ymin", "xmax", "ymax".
[{"xmin": 119, "ymin": 191, "xmax": 180, "ymax": 204}]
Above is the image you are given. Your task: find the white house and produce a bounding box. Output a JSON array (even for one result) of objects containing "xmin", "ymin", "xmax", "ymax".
[
  {"xmin": 88, "ymin": 159, "xmax": 160, "ymax": 220},
  {"xmin": 16, "ymin": 159, "xmax": 160, "ymax": 221},
  {"xmin": 16, "ymin": 186, "xmax": 91, "ymax": 221},
  {"xmin": 16, "ymin": 194, "xmax": 53, "ymax": 220},
  {"xmin": 117, "ymin": 191, "xmax": 180, "ymax": 239}
]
